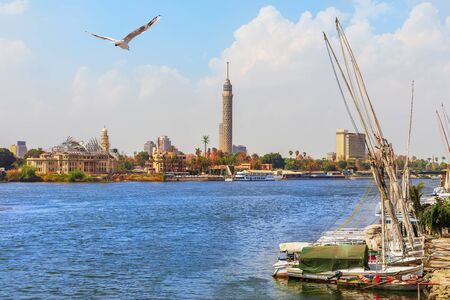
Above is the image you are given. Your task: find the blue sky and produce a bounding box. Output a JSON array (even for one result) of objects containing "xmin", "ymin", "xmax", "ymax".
[
  {"xmin": 0, "ymin": 0, "xmax": 429, "ymax": 79},
  {"xmin": 1, "ymin": 0, "xmax": 450, "ymax": 157}
]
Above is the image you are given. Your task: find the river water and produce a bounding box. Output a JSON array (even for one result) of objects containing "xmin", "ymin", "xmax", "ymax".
[{"xmin": 0, "ymin": 179, "xmax": 436, "ymax": 299}]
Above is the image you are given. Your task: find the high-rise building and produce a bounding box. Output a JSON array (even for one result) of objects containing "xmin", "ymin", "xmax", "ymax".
[
  {"xmin": 16, "ymin": 141, "xmax": 27, "ymax": 158},
  {"xmin": 9, "ymin": 144, "xmax": 17, "ymax": 156},
  {"xmin": 232, "ymin": 144, "xmax": 247, "ymax": 154},
  {"xmin": 100, "ymin": 127, "xmax": 110, "ymax": 153},
  {"xmin": 335, "ymin": 129, "xmax": 366, "ymax": 161},
  {"xmin": 219, "ymin": 62, "xmax": 233, "ymax": 153},
  {"xmin": 157, "ymin": 135, "xmax": 172, "ymax": 152},
  {"xmin": 144, "ymin": 141, "xmax": 156, "ymax": 155},
  {"xmin": 218, "ymin": 123, "xmax": 223, "ymax": 151}
]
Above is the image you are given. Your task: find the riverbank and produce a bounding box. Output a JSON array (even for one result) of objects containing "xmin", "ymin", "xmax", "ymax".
[
  {"xmin": 1, "ymin": 173, "xmax": 228, "ymax": 183},
  {"xmin": 425, "ymin": 236, "xmax": 450, "ymax": 299}
]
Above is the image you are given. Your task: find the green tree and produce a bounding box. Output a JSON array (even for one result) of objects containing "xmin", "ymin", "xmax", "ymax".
[
  {"xmin": 202, "ymin": 135, "xmax": 210, "ymax": 157},
  {"xmin": 0, "ymin": 148, "xmax": 16, "ymax": 170},
  {"xmin": 336, "ymin": 160, "xmax": 347, "ymax": 170},
  {"xmin": 322, "ymin": 160, "xmax": 337, "ymax": 172},
  {"xmin": 261, "ymin": 153, "xmax": 285, "ymax": 169},
  {"xmin": 119, "ymin": 161, "xmax": 133, "ymax": 171},
  {"xmin": 421, "ymin": 199, "xmax": 450, "ymax": 236},
  {"xmin": 396, "ymin": 159, "xmax": 405, "ymax": 171},
  {"xmin": 410, "ymin": 183, "xmax": 425, "ymax": 217},
  {"xmin": 288, "ymin": 150, "xmax": 293, "ymax": 159},
  {"xmin": 18, "ymin": 165, "xmax": 40, "ymax": 182},
  {"xmin": 285, "ymin": 159, "xmax": 302, "ymax": 170},
  {"xmin": 135, "ymin": 151, "xmax": 150, "ymax": 167},
  {"xmin": 68, "ymin": 170, "xmax": 86, "ymax": 182},
  {"xmin": 23, "ymin": 148, "xmax": 45, "ymax": 159}
]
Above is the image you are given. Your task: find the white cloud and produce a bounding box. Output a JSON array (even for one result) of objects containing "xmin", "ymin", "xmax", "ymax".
[
  {"xmin": 4, "ymin": 1, "xmax": 450, "ymax": 158},
  {"xmin": 0, "ymin": 38, "xmax": 30, "ymax": 67},
  {"xmin": 68, "ymin": 64, "xmax": 200, "ymax": 153},
  {"xmin": 200, "ymin": 1, "xmax": 450, "ymax": 157},
  {"xmin": 0, "ymin": 0, "xmax": 28, "ymax": 15}
]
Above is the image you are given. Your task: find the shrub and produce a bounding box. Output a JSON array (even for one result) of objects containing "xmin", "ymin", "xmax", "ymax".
[
  {"xmin": 6, "ymin": 169, "xmax": 20, "ymax": 181},
  {"xmin": 18, "ymin": 166, "xmax": 41, "ymax": 182},
  {"xmin": 43, "ymin": 173, "xmax": 68, "ymax": 182},
  {"xmin": 68, "ymin": 170, "xmax": 86, "ymax": 182},
  {"xmin": 421, "ymin": 199, "xmax": 450, "ymax": 236}
]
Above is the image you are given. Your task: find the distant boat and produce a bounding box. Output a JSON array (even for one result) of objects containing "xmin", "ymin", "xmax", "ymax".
[{"xmin": 233, "ymin": 171, "xmax": 275, "ymax": 181}]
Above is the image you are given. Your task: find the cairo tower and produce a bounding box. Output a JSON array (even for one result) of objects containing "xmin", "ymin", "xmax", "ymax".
[{"xmin": 219, "ymin": 62, "xmax": 233, "ymax": 153}]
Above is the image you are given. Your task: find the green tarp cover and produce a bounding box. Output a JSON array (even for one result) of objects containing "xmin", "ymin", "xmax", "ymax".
[{"xmin": 299, "ymin": 244, "xmax": 368, "ymax": 274}]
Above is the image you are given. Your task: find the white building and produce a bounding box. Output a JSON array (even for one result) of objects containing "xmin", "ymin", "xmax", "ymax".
[
  {"xmin": 157, "ymin": 135, "xmax": 172, "ymax": 152},
  {"xmin": 144, "ymin": 141, "xmax": 156, "ymax": 155}
]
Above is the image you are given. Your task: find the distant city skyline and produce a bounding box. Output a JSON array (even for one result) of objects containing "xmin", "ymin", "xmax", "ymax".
[{"xmin": 1, "ymin": 0, "xmax": 450, "ymax": 158}]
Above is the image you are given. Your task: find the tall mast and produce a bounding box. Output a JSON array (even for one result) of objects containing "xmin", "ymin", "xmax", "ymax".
[
  {"xmin": 324, "ymin": 19, "xmax": 419, "ymax": 250},
  {"xmin": 437, "ymin": 111, "xmax": 450, "ymax": 154}
]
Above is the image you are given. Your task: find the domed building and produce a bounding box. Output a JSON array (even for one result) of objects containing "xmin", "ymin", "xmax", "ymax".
[{"xmin": 27, "ymin": 128, "xmax": 118, "ymax": 175}]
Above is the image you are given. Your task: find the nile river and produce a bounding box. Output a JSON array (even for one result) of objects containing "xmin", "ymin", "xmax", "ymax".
[{"xmin": 0, "ymin": 179, "xmax": 436, "ymax": 299}]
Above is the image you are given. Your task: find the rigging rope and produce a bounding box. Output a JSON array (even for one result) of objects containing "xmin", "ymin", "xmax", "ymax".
[{"xmin": 333, "ymin": 182, "xmax": 375, "ymax": 232}]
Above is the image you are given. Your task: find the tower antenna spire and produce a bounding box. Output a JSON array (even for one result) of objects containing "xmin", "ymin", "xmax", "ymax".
[{"xmin": 226, "ymin": 61, "xmax": 229, "ymax": 79}]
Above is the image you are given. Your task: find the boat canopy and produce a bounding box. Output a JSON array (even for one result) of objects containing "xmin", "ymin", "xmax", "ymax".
[
  {"xmin": 299, "ymin": 244, "xmax": 368, "ymax": 274},
  {"xmin": 279, "ymin": 242, "xmax": 311, "ymax": 252}
]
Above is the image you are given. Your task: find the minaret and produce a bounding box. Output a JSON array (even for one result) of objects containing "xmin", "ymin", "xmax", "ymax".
[
  {"xmin": 220, "ymin": 62, "xmax": 233, "ymax": 153},
  {"xmin": 101, "ymin": 126, "xmax": 110, "ymax": 153}
]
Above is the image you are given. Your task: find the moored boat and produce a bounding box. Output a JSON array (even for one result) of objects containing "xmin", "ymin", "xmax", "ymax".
[
  {"xmin": 284, "ymin": 244, "xmax": 423, "ymax": 282},
  {"xmin": 233, "ymin": 171, "xmax": 275, "ymax": 181}
]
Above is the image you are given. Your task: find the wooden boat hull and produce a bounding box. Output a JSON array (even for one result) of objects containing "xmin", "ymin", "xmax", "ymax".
[{"xmin": 287, "ymin": 264, "xmax": 423, "ymax": 280}]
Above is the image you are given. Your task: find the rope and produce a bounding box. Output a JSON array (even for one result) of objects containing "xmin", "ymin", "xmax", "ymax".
[{"xmin": 333, "ymin": 182, "xmax": 375, "ymax": 232}]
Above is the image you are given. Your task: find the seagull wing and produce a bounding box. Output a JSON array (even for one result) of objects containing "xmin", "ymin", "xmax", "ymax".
[
  {"xmin": 123, "ymin": 15, "xmax": 160, "ymax": 44},
  {"xmin": 85, "ymin": 31, "xmax": 117, "ymax": 43}
]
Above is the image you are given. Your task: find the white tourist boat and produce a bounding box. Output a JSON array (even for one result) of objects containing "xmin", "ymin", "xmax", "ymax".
[{"xmin": 233, "ymin": 171, "xmax": 275, "ymax": 181}]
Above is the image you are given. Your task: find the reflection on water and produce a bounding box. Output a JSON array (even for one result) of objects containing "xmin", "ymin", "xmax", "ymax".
[{"xmin": 274, "ymin": 278, "xmax": 421, "ymax": 299}]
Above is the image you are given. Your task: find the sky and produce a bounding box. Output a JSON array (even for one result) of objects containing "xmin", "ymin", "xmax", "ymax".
[{"xmin": 1, "ymin": 0, "xmax": 450, "ymax": 158}]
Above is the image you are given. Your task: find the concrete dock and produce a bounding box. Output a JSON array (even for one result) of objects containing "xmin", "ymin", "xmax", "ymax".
[{"xmin": 425, "ymin": 237, "xmax": 450, "ymax": 299}]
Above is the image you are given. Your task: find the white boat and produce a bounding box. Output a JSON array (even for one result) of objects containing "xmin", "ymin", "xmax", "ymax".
[
  {"xmin": 287, "ymin": 264, "xmax": 423, "ymax": 280},
  {"xmin": 284, "ymin": 244, "xmax": 423, "ymax": 282},
  {"xmin": 233, "ymin": 171, "xmax": 275, "ymax": 181},
  {"xmin": 431, "ymin": 186, "xmax": 450, "ymax": 198},
  {"xmin": 272, "ymin": 242, "xmax": 311, "ymax": 277}
]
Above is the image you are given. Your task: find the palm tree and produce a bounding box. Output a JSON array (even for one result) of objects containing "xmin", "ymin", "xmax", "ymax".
[
  {"xmin": 289, "ymin": 150, "xmax": 293, "ymax": 159},
  {"xmin": 195, "ymin": 148, "xmax": 201, "ymax": 157},
  {"xmin": 295, "ymin": 150, "xmax": 300, "ymax": 159},
  {"xmin": 202, "ymin": 135, "xmax": 210, "ymax": 157},
  {"xmin": 410, "ymin": 183, "xmax": 425, "ymax": 217}
]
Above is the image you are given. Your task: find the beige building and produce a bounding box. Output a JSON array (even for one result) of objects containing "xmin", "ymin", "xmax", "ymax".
[
  {"xmin": 28, "ymin": 152, "xmax": 116, "ymax": 174},
  {"xmin": 336, "ymin": 129, "xmax": 366, "ymax": 161},
  {"xmin": 9, "ymin": 144, "xmax": 17, "ymax": 156},
  {"xmin": 27, "ymin": 128, "xmax": 117, "ymax": 175},
  {"xmin": 152, "ymin": 150, "xmax": 186, "ymax": 173}
]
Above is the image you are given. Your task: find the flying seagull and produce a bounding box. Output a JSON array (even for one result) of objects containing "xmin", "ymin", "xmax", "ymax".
[{"xmin": 86, "ymin": 15, "xmax": 161, "ymax": 50}]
